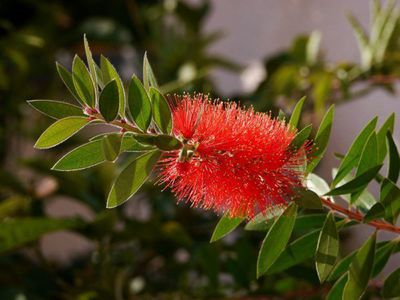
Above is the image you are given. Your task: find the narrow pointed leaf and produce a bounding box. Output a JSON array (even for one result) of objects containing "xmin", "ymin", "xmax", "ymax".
[
  {"xmin": 72, "ymin": 55, "xmax": 95, "ymax": 107},
  {"xmin": 343, "ymin": 232, "xmax": 376, "ymax": 300},
  {"xmin": 332, "ymin": 117, "xmax": 377, "ymax": 187},
  {"xmin": 143, "ymin": 52, "xmax": 158, "ymax": 91},
  {"xmin": 99, "ymin": 79, "xmax": 119, "ymax": 122},
  {"xmin": 316, "ymin": 212, "xmax": 339, "ymax": 282},
  {"xmin": 377, "ymin": 113, "xmax": 395, "ymax": 162},
  {"xmin": 244, "ymin": 206, "xmax": 286, "ymax": 231},
  {"xmin": 83, "ymin": 34, "xmax": 98, "ymax": 93},
  {"xmin": 289, "ymin": 96, "xmax": 306, "ymax": 128},
  {"xmin": 382, "ymin": 267, "xmax": 400, "ymax": 298},
  {"xmin": 133, "ymin": 134, "xmax": 182, "ymax": 151},
  {"xmin": 210, "ymin": 214, "xmax": 244, "ymax": 242},
  {"xmin": 372, "ymin": 241, "xmax": 397, "ymax": 277},
  {"xmin": 307, "ymin": 173, "xmax": 330, "ymax": 196},
  {"xmin": 257, "ymin": 203, "xmax": 297, "ymax": 278},
  {"xmin": 288, "ymin": 124, "xmax": 312, "ymax": 151},
  {"xmin": 326, "ymin": 274, "xmax": 347, "ymax": 300},
  {"xmin": 363, "ymin": 202, "xmax": 385, "ymax": 222},
  {"xmin": 127, "ymin": 75, "xmax": 152, "ymax": 131},
  {"xmin": 380, "ymin": 178, "xmax": 400, "ymax": 224},
  {"xmin": 150, "ymin": 87, "xmax": 173, "ymax": 134},
  {"xmin": 56, "ymin": 62, "xmax": 84, "ymax": 106},
  {"xmin": 107, "ymin": 150, "xmax": 161, "ymax": 208},
  {"xmin": 326, "ymin": 164, "xmax": 383, "ymax": 195},
  {"xmin": 34, "ymin": 117, "xmax": 91, "ymax": 149},
  {"xmin": 100, "ymin": 55, "xmax": 125, "ymax": 117},
  {"xmin": 102, "ymin": 134, "xmax": 122, "ymax": 161},
  {"xmin": 95, "ymin": 63, "xmax": 104, "ymax": 89},
  {"xmin": 307, "ymin": 105, "xmax": 335, "ymax": 173},
  {"xmin": 386, "ymin": 132, "xmax": 400, "ymax": 183},
  {"xmin": 28, "ymin": 100, "xmax": 84, "ymax": 119}
]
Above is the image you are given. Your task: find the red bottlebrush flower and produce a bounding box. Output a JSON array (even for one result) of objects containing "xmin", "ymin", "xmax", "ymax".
[{"xmin": 158, "ymin": 94, "xmax": 308, "ymax": 218}]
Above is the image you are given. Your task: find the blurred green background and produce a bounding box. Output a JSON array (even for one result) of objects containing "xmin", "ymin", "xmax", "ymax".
[{"xmin": 1, "ymin": 0, "xmax": 400, "ymax": 299}]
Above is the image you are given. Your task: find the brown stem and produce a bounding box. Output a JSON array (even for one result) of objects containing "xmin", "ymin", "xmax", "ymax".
[{"xmin": 321, "ymin": 198, "xmax": 400, "ymax": 234}]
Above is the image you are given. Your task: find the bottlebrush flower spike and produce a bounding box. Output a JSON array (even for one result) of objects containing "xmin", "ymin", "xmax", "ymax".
[{"xmin": 158, "ymin": 94, "xmax": 309, "ymax": 218}]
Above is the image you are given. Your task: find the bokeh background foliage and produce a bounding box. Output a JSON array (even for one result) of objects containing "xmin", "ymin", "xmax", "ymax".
[{"xmin": 1, "ymin": 0, "xmax": 400, "ymax": 299}]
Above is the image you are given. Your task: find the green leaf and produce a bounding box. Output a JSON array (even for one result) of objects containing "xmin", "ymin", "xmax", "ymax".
[
  {"xmin": 83, "ymin": 34, "xmax": 98, "ymax": 93},
  {"xmin": 295, "ymin": 188, "xmax": 323, "ymax": 209},
  {"xmin": 377, "ymin": 113, "xmax": 395, "ymax": 162},
  {"xmin": 56, "ymin": 62, "xmax": 84, "ymax": 106},
  {"xmin": 326, "ymin": 274, "xmax": 347, "ymax": 300},
  {"xmin": 343, "ymin": 232, "xmax": 376, "ymax": 300},
  {"xmin": 380, "ymin": 178, "xmax": 400, "ymax": 224},
  {"xmin": 266, "ymin": 229, "xmax": 320, "ymax": 274},
  {"xmin": 150, "ymin": 87, "xmax": 173, "ymax": 134},
  {"xmin": 306, "ymin": 173, "xmax": 330, "ymax": 196},
  {"xmin": 372, "ymin": 240, "xmax": 397, "ymax": 277},
  {"xmin": 120, "ymin": 134, "xmax": 156, "ymax": 152},
  {"xmin": 28, "ymin": 100, "xmax": 84, "ymax": 119},
  {"xmin": 257, "ymin": 203, "xmax": 297, "ymax": 278},
  {"xmin": 52, "ymin": 140, "xmax": 106, "ymax": 171},
  {"xmin": 278, "ymin": 109, "xmax": 286, "ymax": 121},
  {"xmin": 72, "ymin": 55, "xmax": 95, "ymax": 107},
  {"xmin": 102, "ymin": 134, "xmax": 122, "ymax": 161},
  {"xmin": 0, "ymin": 218, "xmax": 83, "ymax": 253},
  {"xmin": 315, "ymin": 212, "xmax": 339, "ymax": 282},
  {"xmin": 306, "ymin": 105, "xmax": 335, "ymax": 173},
  {"xmin": 100, "ymin": 55, "xmax": 126, "ymax": 117},
  {"xmin": 332, "ymin": 117, "xmax": 377, "ymax": 187},
  {"xmin": 386, "ymin": 132, "xmax": 400, "ymax": 183},
  {"xmin": 99, "ymin": 79, "xmax": 119, "ymax": 122},
  {"xmin": 288, "ymin": 124, "xmax": 312, "ymax": 151},
  {"xmin": 210, "ymin": 214, "xmax": 244, "ymax": 242},
  {"xmin": 34, "ymin": 117, "xmax": 91, "ymax": 149},
  {"xmin": 347, "ymin": 13, "xmax": 371, "ymax": 70},
  {"xmin": 127, "ymin": 75, "xmax": 152, "ymax": 131},
  {"xmin": 326, "ymin": 164, "xmax": 383, "ymax": 196},
  {"xmin": 244, "ymin": 206, "xmax": 285, "ymax": 231},
  {"xmin": 95, "ymin": 63, "xmax": 104, "ymax": 89},
  {"xmin": 363, "ymin": 202, "xmax": 385, "ymax": 222},
  {"xmin": 106, "ymin": 150, "xmax": 161, "ymax": 208},
  {"xmin": 133, "ymin": 134, "xmax": 182, "ymax": 151},
  {"xmin": 288, "ymin": 96, "xmax": 306, "ymax": 129},
  {"xmin": 143, "ymin": 52, "xmax": 158, "ymax": 91},
  {"xmin": 382, "ymin": 267, "xmax": 400, "ymax": 298}
]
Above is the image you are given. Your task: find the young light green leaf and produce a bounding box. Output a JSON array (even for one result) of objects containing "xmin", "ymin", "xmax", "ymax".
[
  {"xmin": 306, "ymin": 173, "xmax": 330, "ymax": 196},
  {"xmin": 102, "ymin": 134, "xmax": 122, "ymax": 161},
  {"xmin": 288, "ymin": 124, "xmax": 312, "ymax": 151},
  {"xmin": 307, "ymin": 105, "xmax": 335, "ymax": 173},
  {"xmin": 127, "ymin": 75, "xmax": 152, "ymax": 131},
  {"xmin": 100, "ymin": 55, "xmax": 125, "ymax": 117},
  {"xmin": 244, "ymin": 206, "xmax": 285, "ymax": 231},
  {"xmin": 143, "ymin": 52, "xmax": 158, "ymax": 91},
  {"xmin": 377, "ymin": 113, "xmax": 395, "ymax": 162},
  {"xmin": 121, "ymin": 134, "xmax": 156, "ymax": 152},
  {"xmin": 210, "ymin": 214, "xmax": 244, "ymax": 242},
  {"xmin": 257, "ymin": 203, "xmax": 297, "ymax": 278},
  {"xmin": 380, "ymin": 178, "xmax": 400, "ymax": 224},
  {"xmin": 372, "ymin": 240, "xmax": 397, "ymax": 277},
  {"xmin": 295, "ymin": 188, "xmax": 323, "ymax": 209},
  {"xmin": 288, "ymin": 96, "xmax": 306, "ymax": 129},
  {"xmin": 83, "ymin": 34, "xmax": 98, "ymax": 93},
  {"xmin": 28, "ymin": 100, "xmax": 84, "ymax": 119},
  {"xmin": 72, "ymin": 55, "xmax": 95, "ymax": 107},
  {"xmin": 326, "ymin": 274, "xmax": 347, "ymax": 300},
  {"xmin": 107, "ymin": 150, "xmax": 161, "ymax": 208},
  {"xmin": 56, "ymin": 62, "xmax": 84, "ymax": 106},
  {"xmin": 315, "ymin": 212, "xmax": 339, "ymax": 283},
  {"xmin": 99, "ymin": 79, "xmax": 119, "ymax": 122},
  {"xmin": 343, "ymin": 232, "xmax": 376, "ymax": 300},
  {"xmin": 150, "ymin": 87, "xmax": 173, "ymax": 134},
  {"xmin": 34, "ymin": 117, "xmax": 91, "ymax": 149},
  {"xmin": 382, "ymin": 267, "xmax": 400, "ymax": 298},
  {"xmin": 386, "ymin": 132, "xmax": 400, "ymax": 183},
  {"xmin": 52, "ymin": 139, "xmax": 106, "ymax": 171},
  {"xmin": 326, "ymin": 164, "xmax": 383, "ymax": 196},
  {"xmin": 95, "ymin": 63, "xmax": 104, "ymax": 89},
  {"xmin": 332, "ymin": 117, "xmax": 377, "ymax": 187}
]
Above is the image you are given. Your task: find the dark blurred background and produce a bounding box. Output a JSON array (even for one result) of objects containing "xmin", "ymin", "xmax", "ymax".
[{"xmin": 1, "ymin": 0, "xmax": 400, "ymax": 299}]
